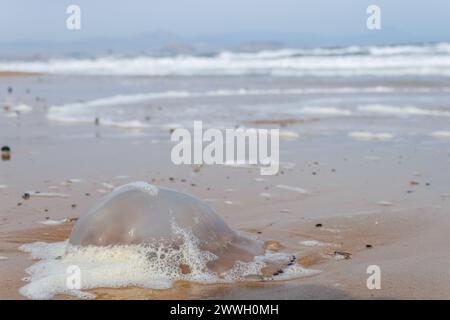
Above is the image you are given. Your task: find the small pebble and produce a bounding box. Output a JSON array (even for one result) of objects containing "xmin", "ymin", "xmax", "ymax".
[
  {"xmin": 1, "ymin": 146, "xmax": 11, "ymax": 161},
  {"xmin": 315, "ymin": 223, "xmax": 323, "ymax": 228}
]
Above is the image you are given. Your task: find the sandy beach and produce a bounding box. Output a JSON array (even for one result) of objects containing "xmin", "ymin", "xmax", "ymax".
[{"xmin": 1, "ymin": 67, "xmax": 450, "ymax": 299}]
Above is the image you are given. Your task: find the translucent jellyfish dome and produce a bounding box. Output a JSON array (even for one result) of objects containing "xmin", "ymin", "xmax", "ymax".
[{"xmin": 69, "ymin": 182, "xmax": 264, "ymax": 274}]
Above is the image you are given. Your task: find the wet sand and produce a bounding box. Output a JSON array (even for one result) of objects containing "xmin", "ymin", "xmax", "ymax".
[
  {"xmin": 0, "ymin": 71, "xmax": 42, "ymax": 77},
  {"xmin": 1, "ymin": 74, "xmax": 450, "ymax": 299}
]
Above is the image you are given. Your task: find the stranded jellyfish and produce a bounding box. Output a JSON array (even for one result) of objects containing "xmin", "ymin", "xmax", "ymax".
[
  {"xmin": 69, "ymin": 182, "xmax": 264, "ymax": 274},
  {"xmin": 19, "ymin": 182, "xmax": 316, "ymax": 299}
]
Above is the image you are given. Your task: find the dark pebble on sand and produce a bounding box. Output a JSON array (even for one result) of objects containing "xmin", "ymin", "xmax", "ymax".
[
  {"xmin": 71, "ymin": 204, "xmax": 77, "ymax": 208},
  {"xmin": 169, "ymin": 177, "xmax": 174, "ymax": 182},
  {"xmin": 7, "ymin": 87, "xmax": 12, "ymax": 94},
  {"xmin": 366, "ymin": 244, "xmax": 373, "ymax": 248},
  {"xmin": 312, "ymin": 171, "xmax": 317, "ymax": 175},
  {"xmin": 22, "ymin": 193, "xmax": 30, "ymax": 200},
  {"xmin": 85, "ymin": 193, "xmax": 90, "ymax": 196},
  {"xmin": 17, "ymin": 202, "xmax": 22, "ymax": 206},
  {"xmin": 180, "ymin": 179, "xmax": 186, "ymax": 182},
  {"xmin": 94, "ymin": 117, "xmax": 100, "ymax": 126},
  {"xmin": 315, "ymin": 223, "xmax": 322, "ymax": 228},
  {"xmin": 190, "ymin": 183, "xmax": 196, "ymax": 187},
  {"xmin": 1, "ymin": 146, "xmax": 11, "ymax": 161}
]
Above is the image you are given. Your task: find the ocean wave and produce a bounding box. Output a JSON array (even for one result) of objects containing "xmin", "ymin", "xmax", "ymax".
[
  {"xmin": 357, "ymin": 104, "xmax": 450, "ymax": 117},
  {"xmin": 1, "ymin": 43, "xmax": 450, "ymax": 77}
]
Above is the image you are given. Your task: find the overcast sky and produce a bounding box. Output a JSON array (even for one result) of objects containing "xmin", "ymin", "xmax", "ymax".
[{"xmin": 1, "ymin": 0, "xmax": 449, "ymax": 45}]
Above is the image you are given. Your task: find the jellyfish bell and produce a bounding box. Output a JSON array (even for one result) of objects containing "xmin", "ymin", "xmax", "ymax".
[{"xmin": 69, "ymin": 182, "xmax": 264, "ymax": 274}]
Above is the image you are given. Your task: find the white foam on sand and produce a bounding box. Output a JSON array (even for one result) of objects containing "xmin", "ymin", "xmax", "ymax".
[
  {"xmin": 2, "ymin": 104, "xmax": 33, "ymax": 117},
  {"xmin": 100, "ymin": 182, "xmax": 115, "ymax": 189},
  {"xmin": 277, "ymin": 131, "xmax": 300, "ymax": 140},
  {"xmin": 378, "ymin": 201, "xmax": 393, "ymax": 207},
  {"xmin": 276, "ymin": 184, "xmax": 309, "ymax": 194},
  {"xmin": 39, "ymin": 219, "xmax": 66, "ymax": 226},
  {"xmin": 259, "ymin": 192, "xmax": 272, "ymax": 198},
  {"xmin": 348, "ymin": 131, "xmax": 394, "ymax": 141},
  {"xmin": 430, "ymin": 131, "xmax": 450, "ymax": 139},
  {"xmin": 299, "ymin": 240, "xmax": 333, "ymax": 247}
]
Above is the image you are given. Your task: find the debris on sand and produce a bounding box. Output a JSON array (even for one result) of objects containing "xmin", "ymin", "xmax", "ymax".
[
  {"xmin": 315, "ymin": 223, "xmax": 323, "ymax": 228},
  {"xmin": 1, "ymin": 146, "xmax": 11, "ymax": 161},
  {"xmin": 331, "ymin": 251, "xmax": 352, "ymax": 260},
  {"xmin": 23, "ymin": 192, "xmax": 69, "ymax": 199}
]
